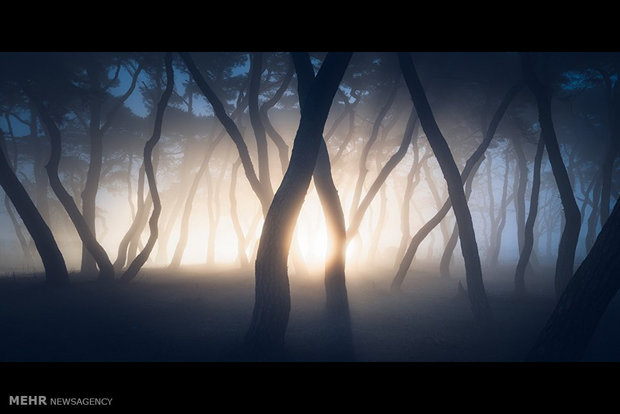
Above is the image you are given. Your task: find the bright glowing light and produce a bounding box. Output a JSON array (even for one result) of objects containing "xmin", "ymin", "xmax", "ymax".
[{"xmin": 292, "ymin": 190, "xmax": 329, "ymax": 273}]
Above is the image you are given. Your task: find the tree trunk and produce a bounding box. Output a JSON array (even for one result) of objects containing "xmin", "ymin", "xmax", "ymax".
[
  {"xmin": 439, "ymin": 159, "xmax": 482, "ymax": 278},
  {"xmin": 248, "ymin": 52, "xmax": 273, "ymax": 193},
  {"xmin": 599, "ymin": 83, "xmax": 620, "ymax": 227},
  {"xmin": 515, "ymin": 136, "xmax": 545, "ymax": 296},
  {"xmin": 521, "ymin": 53, "xmax": 581, "ymax": 299},
  {"xmin": 391, "ymin": 73, "xmax": 523, "ymax": 295},
  {"xmin": 423, "ymin": 160, "xmax": 452, "ymax": 244},
  {"xmin": 121, "ymin": 53, "xmax": 173, "ymax": 282},
  {"xmin": 486, "ymin": 152, "xmax": 513, "ymax": 271},
  {"xmin": 180, "ymin": 52, "xmax": 272, "ymax": 215},
  {"xmin": 244, "ymin": 52, "xmax": 351, "ymax": 357},
  {"xmin": 527, "ymin": 200, "xmax": 620, "ymax": 361},
  {"xmin": 168, "ymin": 132, "xmax": 222, "ymax": 269},
  {"xmin": 511, "ymin": 135, "xmax": 528, "ymax": 252},
  {"xmin": 585, "ymin": 174, "xmax": 602, "ymax": 252},
  {"xmin": 229, "ymin": 158, "xmax": 249, "ymax": 268},
  {"xmin": 347, "ymin": 110, "xmax": 418, "ymax": 240},
  {"xmin": 27, "ymin": 88, "xmax": 115, "ymax": 281},
  {"xmin": 348, "ymin": 80, "xmax": 399, "ymax": 222},
  {"xmin": 0, "ymin": 130, "xmax": 69, "ymax": 285},
  {"xmin": 396, "ymin": 147, "xmax": 430, "ymax": 265},
  {"xmin": 398, "ymin": 52, "xmax": 493, "ymax": 322}
]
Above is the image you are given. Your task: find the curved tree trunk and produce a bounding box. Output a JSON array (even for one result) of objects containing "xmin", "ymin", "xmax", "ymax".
[
  {"xmin": 521, "ymin": 53, "xmax": 581, "ymax": 298},
  {"xmin": 229, "ymin": 158, "xmax": 249, "ymax": 268},
  {"xmin": 599, "ymin": 86, "xmax": 620, "ymax": 227},
  {"xmin": 294, "ymin": 52, "xmax": 355, "ymax": 360},
  {"xmin": 439, "ymin": 158, "xmax": 482, "ymax": 278},
  {"xmin": 121, "ymin": 53, "xmax": 173, "ymax": 282},
  {"xmin": 347, "ymin": 110, "xmax": 418, "ymax": 240},
  {"xmin": 391, "ymin": 76, "xmax": 523, "ymax": 294},
  {"xmin": 515, "ymin": 136, "xmax": 545, "ymax": 296},
  {"xmin": 244, "ymin": 52, "xmax": 351, "ymax": 357},
  {"xmin": 348, "ymin": 80, "xmax": 399, "ymax": 221},
  {"xmin": 180, "ymin": 52, "xmax": 272, "ymax": 215},
  {"xmin": 248, "ymin": 52, "xmax": 273, "ymax": 194},
  {"xmin": 527, "ymin": 200, "xmax": 620, "ymax": 361},
  {"xmin": 27, "ymin": 87, "xmax": 115, "ymax": 281},
  {"xmin": 398, "ymin": 52, "xmax": 492, "ymax": 322},
  {"xmin": 0, "ymin": 131, "xmax": 68, "ymax": 285}
]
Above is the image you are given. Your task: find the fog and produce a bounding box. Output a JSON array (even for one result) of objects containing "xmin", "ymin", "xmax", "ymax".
[{"xmin": 0, "ymin": 51, "xmax": 619, "ymax": 362}]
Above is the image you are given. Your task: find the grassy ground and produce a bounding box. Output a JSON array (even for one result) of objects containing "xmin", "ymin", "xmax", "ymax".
[{"xmin": 0, "ymin": 265, "xmax": 618, "ymax": 361}]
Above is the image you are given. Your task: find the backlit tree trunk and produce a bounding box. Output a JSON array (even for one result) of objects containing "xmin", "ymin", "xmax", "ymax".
[{"xmin": 244, "ymin": 52, "xmax": 351, "ymax": 357}]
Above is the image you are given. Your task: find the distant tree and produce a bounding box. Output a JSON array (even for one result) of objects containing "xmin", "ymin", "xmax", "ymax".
[{"xmin": 121, "ymin": 53, "xmax": 174, "ymax": 282}]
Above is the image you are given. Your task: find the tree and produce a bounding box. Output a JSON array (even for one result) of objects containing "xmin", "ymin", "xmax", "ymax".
[
  {"xmin": 121, "ymin": 53, "xmax": 174, "ymax": 282},
  {"xmin": 514, "ymin": 137, "xmax": 545, "ymax": 295},
  {"xmin": 527, "ymin": 200, "xmax": 620, "ymax": 361},
  {"xmin": 398, "ymin": 52, "xmax": 492, "ymax": 323},
  {"xmin": 0, "ymin": 129, "xmax": 69, "ymax": 285},
  {"xmin": 243, "ymin": 52, "xmax": 352, "ymax": 357},
  {"xmin": 521, "ymin": 53, "xmax": 581, "ymax": 298}
]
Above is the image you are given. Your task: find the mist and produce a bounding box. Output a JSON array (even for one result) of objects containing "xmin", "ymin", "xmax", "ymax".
[{"xmin": 0, "ymin": 51, "xmax": 619, "ymax": 362}]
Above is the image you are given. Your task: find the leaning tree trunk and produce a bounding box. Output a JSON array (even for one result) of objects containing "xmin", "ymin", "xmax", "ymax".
[
  {"xmin": 398, "ymin": 52, "xmax": 492, "ymax": 323},
  {"xmin": 180, "ymin": 52, "xmax": 272, "ymax": 215},
  {"xmin": 527, "ymin": 200, "xmax": 620, "ymax": 361},
  {"xmin": 121, "ymin": 52, "xmax": 174, "ymax": 282},
  {"xmin": 0, "ymin": 131, "xmax": 69, "ymax": 285},
  {"xmin": 439, "ymin": 158, "xmax": 483, "ymax": 278},
  {"xmin": 599, "ymin": 76, "xmax": 620, "ymax": 227},
  {"xmin": 293, "ymin": 52, "xmax": 355, "ymax": 360},
  {"xmin": 243, "ymin": 52, "xmax": 352, "ymax": 357},
  {"xmin": 347, "ymin": 110, "xmax": 418, "ymax": 240},
  {"xmin": 515, "ymin": 136, "xmax": 545, "ymax": 296},
  {"xmin": 27, "ymin": 87, "xmax": 115, "ymax": 281},
  {"xmin": 521, "ymin": 53, "xmax": 581, "ymax": 299},
  {"xmin": 348, "ymin": 80, "xmax": 399, "ymax": 222},
  {"xmin": 391, "ymin": 74, "xmax": 523, "ymax": 294}
]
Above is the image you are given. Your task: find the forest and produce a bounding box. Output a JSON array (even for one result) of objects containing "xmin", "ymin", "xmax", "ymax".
[{"xmin": 0, "ymin": 51, "xmax": 619, "ymax": 362}]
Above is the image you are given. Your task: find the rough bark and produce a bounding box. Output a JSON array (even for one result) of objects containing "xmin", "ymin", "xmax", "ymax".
[
  {"xmin": 0, "ymin": 131, "xmax": 68, "ymax": 284},
  {"xmin": 244, "ymin": 52, "xmax": 351, "ymax": 357},
  {"xmin": 521, "ymin": 53, "xmax": 581, "ymax": 298},
  {"xmin": 121, "ymin": 53, "xmax": 173, "ymax": 282},
  {"xmin": 515, "ymin": 136, "xmax": 545, "ymax": 296},
  {"xmin": 527, "ymin": 200, "xmax": 620, "ymax": 361}
]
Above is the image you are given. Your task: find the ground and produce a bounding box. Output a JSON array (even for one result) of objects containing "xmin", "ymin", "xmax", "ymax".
[{"xmin": 0, "ymin": 265, "xmax": 618, "ymax": 362}]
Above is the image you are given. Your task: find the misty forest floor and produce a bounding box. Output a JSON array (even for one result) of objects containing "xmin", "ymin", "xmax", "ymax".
[{"xmin": 0, "ymin": 265, "xmax": 618, "ymax": 362}]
